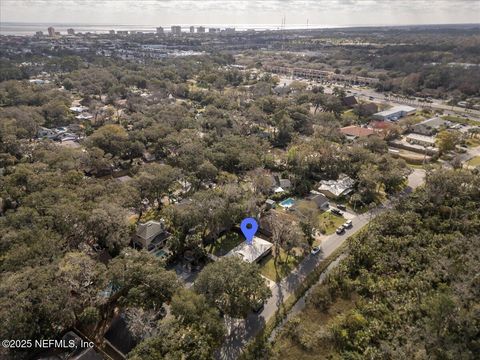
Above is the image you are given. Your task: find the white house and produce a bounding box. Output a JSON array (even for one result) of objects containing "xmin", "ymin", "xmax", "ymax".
[{"xmin": 226, "ymin": 236, "xmax": 273, "ymax": 263}]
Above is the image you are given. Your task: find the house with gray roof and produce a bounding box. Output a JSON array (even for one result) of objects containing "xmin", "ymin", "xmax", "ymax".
[
  {"xmin": 411, "ymin": 117, "xmax": 449, "ymax": 136},
  {"xmin": 318, "ymin": 174, "xmax": 355, "ymax": 199},
  {"xmin": 134, "ymin": 220, "xmax": 170, "ymax": 251},
  {"xmin": 309, "ymin": 193, "xmax": 330, "ymax": 210}
]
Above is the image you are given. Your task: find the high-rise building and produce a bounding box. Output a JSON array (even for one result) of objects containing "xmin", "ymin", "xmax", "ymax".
[
  {"xmin": 197, "ymin": 26, "xmax": 205, "ymax": 33},
  {"xmin": 156, "ymin": 27, "xmax": 164, "ymax": 35},
  {"xmin": 171, "ymin": 25, "xmax": 182, "ymax": 35},
  {"xmin": 47, "ymin": 27, "xmax": 55, "ymax": 36},
  {"xmin": 109, "ymin": 30, "xmax": 115, "ymax": 35},
  {"xmin": 35, "ymin": 31, "xmax": 43, "ymax": 36},
  {"xmin": 190, "ymin": 26, "xmax": 195, "ymax": 33},
  {"xmin": 67, "ymin": 28, "xmax": 75, "ymax": 35}
]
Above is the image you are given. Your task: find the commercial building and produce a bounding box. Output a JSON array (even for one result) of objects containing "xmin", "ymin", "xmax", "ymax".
[
  {"xmin": 190, "ymin": 26, "xmax": 195, "ymax": 33},
  {"xmin": 109, "ymin": 30, "xmax": 115, "ymax": 35},
  {"xmin": 171, "ymin": 25, "xmax": 182, "ymax": 35},
  {"xmin": 35, "ymin": 31, "xmax": 43, "ymax": 36},
  {"xmin": 67, "ymin": 28, "xmax": 75, "ymax": 35},
  {"xmin": 156, "ymin": 26, "xmax": 164, "ymax": 35},
  {"xmin": 224, "ymin": 27, "xmax": 236, "ymax": 34},
  {"xmin": 373, "ymin": 105, "xmax": 416, "ymax": 121},
  {"xmin": 197, "ymin": 26, "xmax": 205, "ymax": 33},
  {"xmin": 47, "ymin": 26, "xmax": 55, "ymax": 36}
]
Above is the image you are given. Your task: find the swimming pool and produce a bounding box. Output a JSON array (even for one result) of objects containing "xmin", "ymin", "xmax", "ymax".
[{"xmin": 279, "ymin": 198, "xmax": 295, "ymax": 208}]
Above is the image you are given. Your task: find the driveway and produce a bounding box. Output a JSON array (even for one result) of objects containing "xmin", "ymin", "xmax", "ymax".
[{"xmin": 216, "ymin": 210, "xmax": 374, "ymax": 359}]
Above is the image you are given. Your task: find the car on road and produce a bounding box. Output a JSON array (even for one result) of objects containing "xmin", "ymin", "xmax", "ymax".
[
  {"xmin": 336, "ymin": 227, "xmax": 345, "ymax": 235},
  {"xmin": 311, "ymin": 246, "xmax": 321, "ymax": 255},
  {"xmin": 337, "ymin": 204, "xmax": 347, "ymax": 211},
  {"xmin": 331, "ymin": 209, "xmax": 344, "ymax": 216},
  {"xmin": 343, "ymin": 219, "xmax": 353, "ymax": 229}
]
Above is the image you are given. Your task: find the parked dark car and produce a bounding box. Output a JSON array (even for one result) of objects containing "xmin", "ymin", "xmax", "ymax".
[
  {"xmin": 337, "ymin": 204, "xmax": 347, "ymax": 211},
  {"xmin": 252, "ymin": 299, "xmax": 265, "ymax": 313},
  {"xmin": 331, "ymin": 209, "xmax": 344, "ymax": 216}
]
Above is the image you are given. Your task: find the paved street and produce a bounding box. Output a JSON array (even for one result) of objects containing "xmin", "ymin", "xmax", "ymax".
[
  {"xmin": 217, "ymin": 169, "xmax": 425, "ymax": 359},
  {"xmin": 278, "ymin": 75, "xmax": 480, "ymax": 120}
]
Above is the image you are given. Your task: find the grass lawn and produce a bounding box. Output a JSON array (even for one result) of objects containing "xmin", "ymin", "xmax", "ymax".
[
  {"xmin": 442, "ymin": 115, "xmax": 480, "ymax": 126},
  {"xmin": 207, "ymin": 232, "xmax": 243, "ymax": 257},
  {"xmin": 467, "ymin": 156, "xmax": 480, "ymax": 167},
  {"xmin": 318, "ymin": 212, "xmax": 345, "ymax": 235},
  {"xmin": 259, "ymin": 247, "xmax": 303, "ymax": 282}
]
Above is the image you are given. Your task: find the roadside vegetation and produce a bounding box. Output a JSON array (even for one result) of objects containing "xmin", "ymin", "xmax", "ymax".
[{"xmin": 270, "ymin": 169, "xmax": 480, "ymax": 359}]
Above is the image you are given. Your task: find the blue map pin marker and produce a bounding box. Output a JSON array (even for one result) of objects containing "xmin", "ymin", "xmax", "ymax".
[{"xmin": 240, "ymin": 218, "xmax": 258, "ymax": 245}]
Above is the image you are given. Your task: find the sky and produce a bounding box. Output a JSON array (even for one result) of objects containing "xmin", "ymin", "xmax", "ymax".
[{"xmin": 1, "ymin": 0, "xmax": 479, "ymax": 28}]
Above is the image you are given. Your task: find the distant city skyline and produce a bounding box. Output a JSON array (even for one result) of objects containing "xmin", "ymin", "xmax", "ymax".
[{"xmin": 1, "ymin": 0, "xmax": 479, "ymax": 29}]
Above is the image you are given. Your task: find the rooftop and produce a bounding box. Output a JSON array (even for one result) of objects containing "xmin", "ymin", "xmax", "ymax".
[
  {"xmin": 340, "ymin": 125, "xmax": 378, "ymax": 138},
  {"xmin": 374, "ymin": 105, "xmax": 416, "ymax": 117},
  {"xmin": 226, "ymin": 236, "xmax": 273, "ymax": 263},
  {"xmin": 136, "ymin": 220, "xmax": 165, "ymax": 242},
  {"xmin": 318, "ymin": 174, "xmax": 355, "ymax": 197},
  {"xmin": 406, "ymin": 133, "xmax": 436, "ymax": 144}
]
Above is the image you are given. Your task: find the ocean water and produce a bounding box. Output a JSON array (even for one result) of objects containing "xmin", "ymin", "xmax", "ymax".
[{"xmin": 0, "ymin": 22, "xmax": 339, "ymax": 36}]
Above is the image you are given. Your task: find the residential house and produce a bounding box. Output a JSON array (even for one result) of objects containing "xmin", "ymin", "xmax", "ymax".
[
  {"xmin": 273, "ymin": 84, "xmax": 291, "ymax": 96},
  {"xmin": 265, "ymin": 199, "xmax": 276, "ymax": 210},
  {"xmin": 309, "ymin": 193, "xmax": 330, "ymax": 210},
  {"xmin": 411, "ymin": 117, "xmax": 449, "ymax": 136},
  {"xmin": 271, "ymin": 175, "xmax": 292, "ymax": 193},
  {"xmin": 69, "ymin": 106, "xmax": 89, "ymax": 113},
  {"xmin": 75, "ymin": 113, "xmax": 93, "ymax": 120},
  {"xmin": 406, "ymin": 133, "xmax": 437, "ymax": 147},
  {"xmin": 37, "ymin": 126, "xmax": 56, "ymax": 139},
  {"xmin": 134, "ymin": 220, "xmax": 170, "ymax": 252},
  {"xmin": 318, "ymin": 174, "xmax": 355, "ymax": 199},
  {"xmin": 226, "ymin": 236, "xmax": 273, "ymax": 263},
  {"xmin": 340, "ymin": 125, "xmax": 380, "ymax": 140}
]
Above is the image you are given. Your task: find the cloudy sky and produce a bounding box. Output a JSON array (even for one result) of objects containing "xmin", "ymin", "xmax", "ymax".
[{"xmin": 1, "ymin": 0, "xmax": 479, "ymax": 27}]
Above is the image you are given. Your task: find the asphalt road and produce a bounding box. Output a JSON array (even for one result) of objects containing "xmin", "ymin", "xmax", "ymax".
[
  {"xmin": 278, "ymin": 75, "xmax": 480, "ymax": 120},
  {"xmin": 217, "ymin": 170, "xmax": 425, "ymax": 359}
]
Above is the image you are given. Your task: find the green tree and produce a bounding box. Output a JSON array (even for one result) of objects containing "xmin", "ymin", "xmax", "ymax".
[
  {"xmin": 436, "ymin": 130, "xmax": 462, "ymax": 154},
  {"xmin": 194, "ymin": 257, "xmax": 271, "ymax": 318}
]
